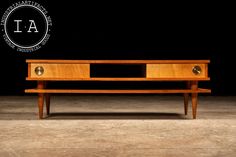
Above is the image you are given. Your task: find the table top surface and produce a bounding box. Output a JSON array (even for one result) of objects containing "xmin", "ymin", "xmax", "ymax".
[{"xmin": 26, "ymin": 60, "xmax": 210, "ymax": 64}]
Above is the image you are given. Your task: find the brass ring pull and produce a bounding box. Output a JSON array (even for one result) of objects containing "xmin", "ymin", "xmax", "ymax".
[
  {"xmin": 192, "ymin": 65, "xmax": 202, "ymax": 75},
  {"xmin": 35, "ymin": 66, "xmax": 44, "ymax": 76}
]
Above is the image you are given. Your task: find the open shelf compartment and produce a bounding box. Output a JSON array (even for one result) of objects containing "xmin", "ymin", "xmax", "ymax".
[{"xmin": 90, "ymin": 64, "xmax": 146, "ymax": 78}]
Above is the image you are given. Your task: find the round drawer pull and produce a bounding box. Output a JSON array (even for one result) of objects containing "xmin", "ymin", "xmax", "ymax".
[
  {"xmin": 192, "ymin": 65, "xmax": 202, "ymax": 75},
  {"xmin": 35, "ymin": 66, "xmax": 44, "ymax": 76}
]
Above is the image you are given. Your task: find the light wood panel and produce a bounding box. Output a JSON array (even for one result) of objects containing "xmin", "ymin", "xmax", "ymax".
[
  {"xmin": 30, "ymin": 63, "xmax": 90, "ymax": 79},
  {"xmin": 146, "ymin": 64, "xmax": 207, "ymax": 78}
]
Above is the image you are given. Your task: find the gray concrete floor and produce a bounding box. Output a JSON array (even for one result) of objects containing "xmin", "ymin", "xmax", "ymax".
[{"xmin": 0, "ymin": 95, "xmax": 236, "ymax": 157}]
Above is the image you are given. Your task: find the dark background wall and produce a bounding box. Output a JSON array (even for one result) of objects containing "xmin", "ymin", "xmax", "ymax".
[{"xmin": 0, "ymin": 1, "xmax": 234, "ymax": 95}]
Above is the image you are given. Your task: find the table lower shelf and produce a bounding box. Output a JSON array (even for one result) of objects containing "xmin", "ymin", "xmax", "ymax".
[{"xmin": 25, "ymin": 88, "xmax": 211, "ymax": 94}]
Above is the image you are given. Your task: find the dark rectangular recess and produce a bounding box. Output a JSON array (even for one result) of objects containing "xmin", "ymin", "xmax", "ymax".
[{"xmin": 90, "ymin": 64, "xmax": 146, "ymax": 78}]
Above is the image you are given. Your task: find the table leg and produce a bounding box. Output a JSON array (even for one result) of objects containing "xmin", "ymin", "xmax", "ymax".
[
  {"xmin": 191, "ymin": 81, "xmax": 198, "ymax": 119},
  {"xmin": 45, "ymin": 94, "xmax": 50, "ymax": 115},
  {"xmin": 38, "ymin": 93, "xmax": 44, "ymax": 119},
  {"xmin": 184, "ymin": 93, "xmax": 189, "ymax": 115},
  {"xmin": 37, "ymin": 81, "xmax": 44, "ymax": 119},
  {"xmin": 184, "ymin": 81, "xmax": 191, "ymax": 115}
]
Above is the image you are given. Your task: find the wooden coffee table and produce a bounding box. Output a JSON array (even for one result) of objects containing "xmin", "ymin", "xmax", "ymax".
[{"xmin": 25, "ymin": 60, "xmax": 211, "ymax": 119}]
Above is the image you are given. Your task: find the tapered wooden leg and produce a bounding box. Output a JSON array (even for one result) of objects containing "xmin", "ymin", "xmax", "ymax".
[
  {"xmin": 184, "ymin": 93, "xmax": 189, "ymax": 115},
  {"xmin": 192, "ymin": 93, "xmax": 198, "ymax": 119},
  {"xmin": 184, "ymin": 81, "xmax": 191, "ymax": 115},
  {"xmin": 37, "ymin": 81, "xmax": 45, "ymax": 119},
  {"xmin": 191, "ymin": 81, "xmax": 198, "ymax": 119},
  {"xmin": 45, "ymin": 94, "xmax": 50, "ymax": 115},
  {"xmin": 38, "ymin": 93, "xmax": 44, "ymax": 119}
]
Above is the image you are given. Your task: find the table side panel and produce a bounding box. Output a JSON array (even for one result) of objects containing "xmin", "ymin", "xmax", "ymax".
[
  {"xmin": 30, "ymin": 63, "xmax": 90, "ymax": 79},
  {"xmin": 146, "ymin": 64, "xmax": 207, "ymax": 78}
]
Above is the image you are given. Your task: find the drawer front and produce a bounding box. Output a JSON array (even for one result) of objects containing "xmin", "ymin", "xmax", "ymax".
[
  {"xmin": 30, "ymin": 64, "xmax": 90, "ymax": 79},
  {"xmin": 146, "ymin": 64, "xmax": 207, "ymax": 78}
]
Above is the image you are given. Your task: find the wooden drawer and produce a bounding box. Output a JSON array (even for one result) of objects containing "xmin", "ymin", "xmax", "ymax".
[
  {"xmin": 29, "ymin": 63, "xmax": 90, "ymax": 79},
  {"xmin": 146, "ymin": 64, "xmax": 207, "ymax": 78}
]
